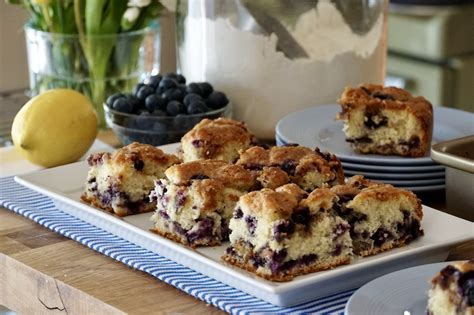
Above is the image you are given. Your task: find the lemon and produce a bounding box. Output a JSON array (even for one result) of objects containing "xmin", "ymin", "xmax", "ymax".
[{"xmin": 11, "ymin": 89, "xmax": 98, "ymax": 168}]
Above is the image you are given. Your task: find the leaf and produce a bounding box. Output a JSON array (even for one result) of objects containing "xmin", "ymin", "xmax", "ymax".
[{"xmin": 84, "ymin": 0, "xmax": 127, "ymax": 35}]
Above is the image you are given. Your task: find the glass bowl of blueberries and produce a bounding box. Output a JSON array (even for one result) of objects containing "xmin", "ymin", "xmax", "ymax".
[{"xmin": 104, "ymin": 72, "xmax": 231, "ymax": 146}]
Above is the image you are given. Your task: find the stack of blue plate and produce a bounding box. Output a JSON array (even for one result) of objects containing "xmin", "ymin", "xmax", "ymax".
[{"xmin": 276, "ymin": 104, "xmax": 474, "ymax": 192}]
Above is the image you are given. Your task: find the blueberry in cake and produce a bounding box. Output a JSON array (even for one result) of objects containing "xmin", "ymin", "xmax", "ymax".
[
  {"xmin": 222, "ymin": 184, "xmax": 353, "ymax": 281},
  {"xmin": 330, "ymin": 175, "xmax": 424, "ymax": 256},
  {"xmin": 236, "ymin": 145, "xmax": 344, "ymax": 191},
  {"xmin": 180, "ymin": 117, "xmax": 258, "ymax": 163},
  {"xmin": 427, "ymin": 260, "xmax": 474, "ymax": 315},
  {"xmin": 150, "ymin": 160, "xmax": 256, "ymax": 247},
  {"xmin": 81, "ymin": 142, "xmax": 180, "ymax": 216},
  {"xmin": 337, "ymin": 84, "xmax": 433, "ymax": 157}
]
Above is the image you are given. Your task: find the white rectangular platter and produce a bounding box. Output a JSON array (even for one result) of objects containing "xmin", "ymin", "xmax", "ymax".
[{"xmin": 15, "ymin": 158, "xmax": 474, "ymax": 307}]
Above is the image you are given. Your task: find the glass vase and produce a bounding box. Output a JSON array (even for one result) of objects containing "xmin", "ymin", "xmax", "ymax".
[
  {"xmin": 177, "ymin": 0, "xmax": 388, "ymax": 139},
  {"xmin": 24, "ymin": 24, "xmax": 160, "ymax": 128}
]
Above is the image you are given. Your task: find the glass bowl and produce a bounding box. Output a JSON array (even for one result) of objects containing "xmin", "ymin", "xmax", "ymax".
[{"xmin": 104, "ymin": 102, "xmax": 232, "ymax": 146}]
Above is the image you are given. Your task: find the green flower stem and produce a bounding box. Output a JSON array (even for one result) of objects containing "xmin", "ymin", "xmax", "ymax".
[{"xmin": 75, "ymin": 0, "xmax": 128, "ymax": 127}]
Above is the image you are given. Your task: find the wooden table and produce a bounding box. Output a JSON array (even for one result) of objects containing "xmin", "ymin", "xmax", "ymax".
[{"xmin": 1, "ymin": 132, "xmax": 473, "ymax": 314}]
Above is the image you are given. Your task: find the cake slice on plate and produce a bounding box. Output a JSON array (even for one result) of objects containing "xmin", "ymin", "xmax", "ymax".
[
  {"xmin": 427, "ymin": 260, "xmax": 474, "ymax": 315},
  {"xmin": 180, "ymin": 117, "xmax": 258, "ymax": 163},
  {"xmin": 81, "ymin": 142, "xmax": 180, "ymax": 216},
  {"xmin": 330, "ymin": 175, "xmax": 424, "ymax": 256},
  {"xmin": 337, "ymin": 84, "xmax": 433, "ymax": 157},
  {"xmin": 223, "ymin": 184, "xmax": 353, "ymax": 281},
  {"xmin": 150, "ymin": 160, "xmax": 255, "ymax": 247}
]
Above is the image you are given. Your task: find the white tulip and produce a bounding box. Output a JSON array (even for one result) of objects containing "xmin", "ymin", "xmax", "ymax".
[
  {"xmin": 124, "ymin": 7, "xmax": 140, "ymax": 23},
  {"xmin": 128, "ymin": 0, "xmax": 151, "ymax": 8}
]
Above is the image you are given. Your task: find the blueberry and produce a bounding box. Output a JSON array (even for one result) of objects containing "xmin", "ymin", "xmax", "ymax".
[
  {"xmin": 135, "ymin": 113, "xmax": 154, "ymax": 130},
  {"xmin": 462, "ymin": 278, "xmax": 474, "ymax": 306},
  {"xmin": 152, "ymin": 122, "xmax": 167, "ymax": 133},
  {"xmin": 136, "ymin": 85, "xmax": 155, "ymax": 101},
  {"xmin": 185, "ymin": 83, "xmax": 202, "ymax": 95},
  {"xmin": 163, "ymin": 72, "xmax": 178, "ymax": 80},
  {"xmin": 113, "ymin": 98, "xmax": 133, "ymax": 113},
  {"xmin": 159, "ymin": 77, "xmax": 178, "ymax": 90},
  {"xmin": 291, "ymin": 207, "xmax": 311, "ymax": 225},
  {"xmin": 133, "ymin": 83, "xmax": 145, "ymax": 96},
  {"xmin": 206, "ymin": 91, "xmax": 228, "ymax": 109},
  {"xmin": 126, "ymin": 95, "xmax": 142, "ymax": 112},
  {"xmin": 176, "ymin": 74, "xmax": 186, "ymax": 84},
  {"xmin": 145, "ymin": 94, "xmax": 165, "ymax": 112},
  {"xmin": 136, "ymin": 108, "xmax": 150, "ymax": 115},
  {"xmin": 281, "ymin": 159, "xmax": 297, "ymax": 176},
  {"xmin": 233, "ymin": 208, "xmax": 243, "ymax": 219},
  {"xmin": 173, "ymin": 114, "xmax": 188, "ymax": 130},
  {"xmin": 152, "ymin": 109, "xmax": 168, "ymax": 117},
  {"xmin": 180, "ymin": 115, "xmax": 200, "ymax": 130},
  {"xmin": 273, "ymin": 220, "xmax": 295, "ymax": 241},
  {"xmin": 301, "ymin": 254, "xmax": 318, "ymax": 265},
  {"xmin": 155, "ymin": 86, "xmax": 165, "ymax": 95},
  {"xmin": 162, "ymin": 88, "xmax": 184, "ymax": 102},
  {"xmin": 183, "ymin": 93, "xmax": 204, "ymax": 106},
  {"xmin": 199, "ymin": 82, "xmax": 213, "ymax": 97},
  {"xmin": 148, "ymin": 74, "xmax": 162, "ymax": 88},
  {"xmin": 106, "ymin": 93, "xmax": 125, "ymax": 107},
  {"xmin": 166, "ymin": 101, "xmax": 186, "ymax": 116},
  {"xmin": 187, "ymin": 101, "xmax": 208, "ymax": 115},
  {"xmin": 190, "ymin": 174, "xmax": 209, "ymax": 180},
  {"xmin": 245, "ymin": 215, "xmax": 257, "ymax": 235},
  {"xmin": 177, "ymin": 84, "xmax": 187, "ymax": 95},
  {"xmin": 371, "ymin": 228, "xmax": 392, "ymax": 247}
]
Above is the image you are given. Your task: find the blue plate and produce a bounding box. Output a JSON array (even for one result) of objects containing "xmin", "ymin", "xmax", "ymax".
[{"xmin": 345, "ymin": 261, "xmax": 457, "ymax": 315}]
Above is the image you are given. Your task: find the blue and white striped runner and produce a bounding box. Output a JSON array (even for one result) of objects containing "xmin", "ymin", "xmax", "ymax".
[{"xmin": 0, "ymin": 176, "xmax": 355, "ymax": 314}]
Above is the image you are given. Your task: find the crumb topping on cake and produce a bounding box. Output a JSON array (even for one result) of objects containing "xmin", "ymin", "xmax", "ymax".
[
  {"xmin": 238, "ymin": 184, "xmax": 307, "ymax": 219},
  {"xmin": 237, "ymin": 145, "xmax": 344, "ymax": 190},
  {"xmin": 180, "ymin": 118, "xmax": 257, "ymax": 162},
  {"xmin": 164, "ymin": 160, "xmax": 255, "ymax": 190},
  {"xmin": 88, "ymin": 142, "xmax": 180, "ymax": 170},
  {"xmin": 256, "ymin": 167, "xmax": 291, "ymax": 189}
]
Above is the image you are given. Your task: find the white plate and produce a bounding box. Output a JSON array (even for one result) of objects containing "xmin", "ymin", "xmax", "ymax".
[
  {"xmin": 276, "ymin": 105, "xmax": 474, "ymax": 166},
  {"xmin": 343, "ymin": 169, "xmax": 445, "ymax": 180},
  {"xmin": 14, "ymin": 151, "xmax": 473, "ymax": 307},
  {"xmin": 342, "ymin": 161, "xmax": 445, "ymax": 173},
  {"xmin": 344, "ymin": 261, "xmax": 460, "ymax": 315}
]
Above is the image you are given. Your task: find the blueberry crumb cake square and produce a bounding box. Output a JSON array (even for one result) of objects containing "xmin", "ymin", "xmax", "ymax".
[
  {"xmin": 223, "ymin": 184, "xmax": 353, "ymax": 281},
  {"xmin": 81, "ymin": 142, "xmax": 180, "ymax": 216},
  {"xmin": 150, "ymin": 160, "xmax": 256, "ymax": 247},
  {"xmin": 330, "ymin": 175, "xmax": 424, "ymax": 257},
  {"xmin": 236, "ymin": 145, "xmax": 344, "ymax": 192},
  {"xmin": 180, "ymin": 117, "xmax": 258, "ymax": 163},
  {"xmin": 337, "ymin": 84, "xmax": 433, "ymax": 157},
  {"xmin": 427, "ymin": 260, "xmax": 474, "ymax": 315}
]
